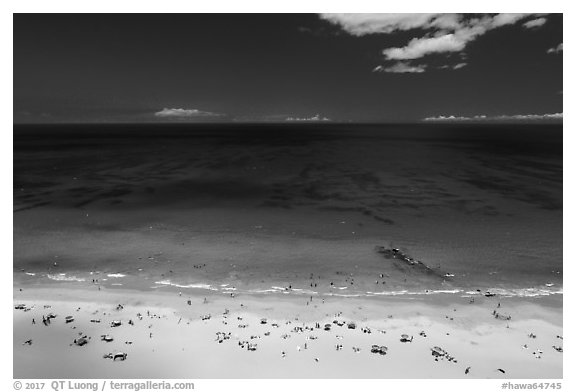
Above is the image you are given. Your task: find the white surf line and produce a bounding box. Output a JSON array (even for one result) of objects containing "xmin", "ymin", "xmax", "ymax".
[
  {"xmin": 45, "ymin": 273, "xmax": 86, "ymax": 282},
  {"xmin": 291, "ymin": 288, "xmax": 318, "ymax": 294},
  {"xmin": 326, "ymin": 293, "xmax": 364, "ymax": 297},
  {"xmin": 146, "ymin": 279, "xmax": 563, "ymax": 299},
  {"xmin": 247, "ymin": 287, "xmax": 281, "ymax": 293},
  {"xmin": 427, "ymin": 289, "xmax": 461, "ymax": 294},
  {"xmin": 482, "ymin": 287, "xmax": 563, "ymax": 297},
  {"xmin": 154, "ymin": 279, "xmax": 219, "ymax": 291},
  {"xmin": 107, "ymin": 273, "xmax": 127, "ymax": 278}
]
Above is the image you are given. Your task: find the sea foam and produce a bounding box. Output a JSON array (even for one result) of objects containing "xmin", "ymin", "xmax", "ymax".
[
  {"xmin": 154, "ymin": 280, "xmax": 218, "ymax": 291},
  {"xmin": 107, "ymin": 273, "xmax": 126, "ymax": 278},
  {"xmin": 46, "ymin": 274, "xmax": 86, "ymax": 282}
]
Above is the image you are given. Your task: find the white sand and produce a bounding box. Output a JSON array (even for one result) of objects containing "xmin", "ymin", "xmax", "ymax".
[{"xmin": 13, "ymin": 285, "xmax": 562, "ymax": 378}]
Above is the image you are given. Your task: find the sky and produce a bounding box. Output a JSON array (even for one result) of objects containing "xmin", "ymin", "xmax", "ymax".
[{"xmin": 13, "ymin": 13, "xmax": 563, "ymax": 123}]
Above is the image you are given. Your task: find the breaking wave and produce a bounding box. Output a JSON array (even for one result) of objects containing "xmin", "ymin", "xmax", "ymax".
[
  {"xmin": 107, "ymin": 273, "xmax": 126, "ymax": 278},
  {"xmin": 149, "ymin": 282, "xmax": 561, "ymax": 298},
  {"xmin": 46, "ymin": 273, "xmax": 86, "ymax": 282},
  {"xmin": 34, "ymin": 272, "xmax": 563, "ymax": 298},
  {"xmin": 154, "ymin": 280, "xmax": 219, "ymax": 291}
]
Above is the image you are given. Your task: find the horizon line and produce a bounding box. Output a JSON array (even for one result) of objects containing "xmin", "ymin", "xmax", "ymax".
[{"xmin": 13, "ymin": 120, "xmax": 564, "ymax": 126}]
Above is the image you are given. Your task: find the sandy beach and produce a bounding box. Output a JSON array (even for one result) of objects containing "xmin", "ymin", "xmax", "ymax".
[{"xmin": 13, "ymin": 282, "xmax": 562, "ymax": 379}]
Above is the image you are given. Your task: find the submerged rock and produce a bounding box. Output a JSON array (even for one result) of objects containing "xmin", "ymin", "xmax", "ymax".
[{"xmin": 375, "ymin": 246, "xmax": 450, "ymax": 280}]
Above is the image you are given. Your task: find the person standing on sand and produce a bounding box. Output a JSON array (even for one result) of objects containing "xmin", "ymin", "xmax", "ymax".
[{"xmin": 32, "ymin": 318, "xmax": 35, "ymax": 325}]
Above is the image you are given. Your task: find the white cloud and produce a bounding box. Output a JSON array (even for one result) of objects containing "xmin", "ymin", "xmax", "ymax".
[
  {"xmin": 547, "ymin": 43, "xmax": 563, "ymax": 54},
  {"xmin": 439, "ymin": 62, "xmax": 467, "ymax": 70},
  {"xmin": 154, "ymin": 108, "xmax": 223, "ymax": 118},
  {"xmin": 490, "ymin": 13, "xmax": 534, "ymax": 28},
  {"xmin": 381, "ymin": 14, "xmax": 537, "ymax": 61},
  {"xmin": 320, "ymin": 13, "xmax": 544, "ymax": 64},
  {"xmin": 429, "ymin": 14, "xmax": 463, "ymax": 30},
  {"xmin": 373, "ymin": 62, "xmax": 426, "ymax": 73},
  {"xmin": 318, "ymin": 13, "xmax": 447, "ymax": 35},
  {"xmin": 523, "ymin": 18, "xmax": 547, "ymax": 29},
  {"xmin": 382, "ymin": 33, "xmax": 468, "ymax": 60},
  {"xmin": 423, "ymin": 113, "xmax": 563, "ymax": 122},
  {"xmin": 286, "ymin": 114, "xmax": 331, "ymax": 121}
]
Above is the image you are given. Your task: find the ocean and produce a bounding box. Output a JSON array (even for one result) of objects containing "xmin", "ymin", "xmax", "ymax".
[{"xmin": 13, "ymin": 123, "xmax": 563, "ymax": 296}]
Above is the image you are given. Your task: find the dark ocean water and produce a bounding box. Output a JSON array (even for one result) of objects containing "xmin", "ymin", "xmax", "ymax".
[{"xmin": 13, "ymin": 123, "xmax": 563, "ymax": 294}]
